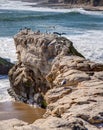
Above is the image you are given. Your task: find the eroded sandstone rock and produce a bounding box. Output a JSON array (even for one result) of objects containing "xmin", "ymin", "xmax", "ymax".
[
  {"xmin": 7, "ymin": 30, "xmax": 103, "ymax": 129},
  {"xmin": 8, "ymin": 30, "xmax": 85, "ymax": 106}
]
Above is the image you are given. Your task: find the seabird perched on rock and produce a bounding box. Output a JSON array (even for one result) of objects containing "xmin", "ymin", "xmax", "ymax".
[
  {"xmin": 19, "ymin": 28, "xmax": 22, "ymax": 31},
  {"xmin": 61, "ymin": 79, "xmax": 66, "ymax": 86},
  {"xmin": 24, "ymin": 27, "xmax": 27, "ymax": 29},
  {"xmin": 53, "ymin": 32, "xmax": 66, "ymax": 36}
]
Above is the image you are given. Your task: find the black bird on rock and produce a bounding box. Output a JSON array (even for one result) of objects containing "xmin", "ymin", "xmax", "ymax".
[{"xmin": 53, "ymin": 32, "xmax": 66, "ymax": 36}]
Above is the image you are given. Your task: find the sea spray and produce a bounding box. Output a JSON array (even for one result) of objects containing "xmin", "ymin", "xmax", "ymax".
[{"xmin": 0, "ymin": 76, "xmax": 12, "ymax": 102}]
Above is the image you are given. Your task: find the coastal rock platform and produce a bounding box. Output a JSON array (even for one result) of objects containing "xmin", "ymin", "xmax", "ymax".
[{"xmin": 2, "ymin": 30, "xmax": 103, "ymax": 130}]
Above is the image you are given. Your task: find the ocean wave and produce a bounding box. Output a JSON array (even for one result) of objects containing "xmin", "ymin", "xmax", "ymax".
[
  {"xmin": 0, "ymin": 76, "xmax": 12, "ymax": 102},
  {"xmin": 0, "ymin": 10, "xmax": 103, "ymax": 23},
  {"xmin": 0, "ymin": 12, "xmax": 74, "ymax": 22},
  {"xmin": 73, "ymin": 8, "xmax": 103, "ymax": 16}
]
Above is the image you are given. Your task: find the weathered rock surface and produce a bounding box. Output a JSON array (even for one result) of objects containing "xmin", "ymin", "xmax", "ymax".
[
  {"xmin": 48, "ymin": 0, "xmax": 103, "ymax": 6},
  {"xmin": 8, "ymin": 29, "xmax": 84, "ymax": 105},
  {"xmin": 0, "ymin": 117, "xmax": 87, "ymax": 130},
  {"xmin": 6, "ymin": 30, "xmax": 103, "ymax": 130},
  {"xmin": 0, "ymin": 57, "xmax": 13, "ymax": 75},
  {"xmin": 0, "ymin": 119, "xmax": 42, "ymax": 130}
]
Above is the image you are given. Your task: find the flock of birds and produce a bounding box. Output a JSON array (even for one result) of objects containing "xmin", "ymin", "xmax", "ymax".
[{"xmin": 19, "ymin": 27, "xmax": 66, "ymax": 36}]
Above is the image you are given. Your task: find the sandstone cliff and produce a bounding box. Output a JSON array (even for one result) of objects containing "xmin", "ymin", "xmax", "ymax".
[{"xmin": 6, "ymin": 30, "xmax": 103, "ymax": 130}]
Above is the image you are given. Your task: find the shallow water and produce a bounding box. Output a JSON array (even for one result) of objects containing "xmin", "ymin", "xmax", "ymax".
[{"xmin": 0, "ymin": 101, "xmax": 45, "ymax": 124}]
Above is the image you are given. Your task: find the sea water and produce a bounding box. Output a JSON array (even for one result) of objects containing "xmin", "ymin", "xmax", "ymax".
[{"xmin": 0, "ymin": 0, "xmax": 103, "ymax": 102}]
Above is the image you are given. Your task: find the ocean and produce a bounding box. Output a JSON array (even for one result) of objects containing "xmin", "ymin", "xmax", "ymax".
[{"xmin": 0, "ymin": 0, "xmax": 103, "ymax": 102}]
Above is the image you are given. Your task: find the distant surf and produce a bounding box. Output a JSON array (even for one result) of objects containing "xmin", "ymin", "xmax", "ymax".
[{"xmin": 0, "ymin": 0, "xmax": 103, "ymax": 15}]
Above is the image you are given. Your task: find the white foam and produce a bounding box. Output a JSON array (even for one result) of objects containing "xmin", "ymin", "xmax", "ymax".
[
  {"xmin": 0, "ymin": 0, "xmax": 37, "ymax": 9},
  {"xmin": 0, "ymin": 37, "xmax": 16, "ymax": 102},
  {"xmin": 0, "ymin": 0, "xmax": 103, "ymax": 16},
  {"xmin": 75, "ymin": 8, "xmax": 103, "ymax": 16},
  {"xmin": 65, "ymin": 30, "xmax": 103, "ymax": 63},
  {"xmin": 0, "ymin": 37, "xmax": 16, "ymax": 63},
  {"xmin": 0, "ymin": 0, "xmax": 37, "ymax": 10},
  {"xmin": 0, "ymin": 76, "xmax": 12, "ymax": 102}
]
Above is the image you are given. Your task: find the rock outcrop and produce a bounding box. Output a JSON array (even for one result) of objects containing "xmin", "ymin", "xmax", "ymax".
[
  {"xmin": 0, "ymin": 57, "xmax": 13, "ymax": 75},
  {"xmin": 48, "ymin": 0, "xmax": 103, "ymax": 6},
  {"xmin": 7, "ymin": 30, "xmax": 103, "ymax": 130},
  {"xmin": 8, "ymin": 29, "xmax": 84, "ymax": 106}
]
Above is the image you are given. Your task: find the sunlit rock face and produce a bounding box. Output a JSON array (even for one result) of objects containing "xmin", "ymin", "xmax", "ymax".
[{"xmin": 8, "ymin": 29, "xmax": 84, "ymax": 106}]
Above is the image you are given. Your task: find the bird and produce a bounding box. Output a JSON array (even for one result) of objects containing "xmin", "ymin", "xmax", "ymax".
[
  {"xmin": 19, "ymin": 28, "xmax": 22, "ymax": 31},
  {"xmin": 60, "ymin": 79, "xmax": 66, "ymax": 86},
  {"xmin": 53, "ymin": 32, "xmax": 66, "ymax": 36}
]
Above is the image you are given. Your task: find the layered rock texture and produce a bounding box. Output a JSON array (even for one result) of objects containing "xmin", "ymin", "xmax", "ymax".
[
  {"xmin": 6, "ymin": 30, "xmax": 103, "ymax": 130},
  {"xmin": 48, "ymin": 0, "xmax": 103, "ymax": 6},
  {"xmin": 0, "ymin": 57, "xmax": 13, "ymax": 75}
]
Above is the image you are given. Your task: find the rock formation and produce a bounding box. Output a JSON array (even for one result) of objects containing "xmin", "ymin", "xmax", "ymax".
[
  {"xmin": 48, "ymin": 0, "xmax": 103, "ymax": 6},
  {"xmin": 6, "ymin": 29, "xmax": 103, "ymax": 129},
  {"xmin": 0, "ymin": 57, "xmax": 13, "ymax": 75},
  {"xmin": 8, "ymin": 29, "xmax": 84, "ymax": 106}
]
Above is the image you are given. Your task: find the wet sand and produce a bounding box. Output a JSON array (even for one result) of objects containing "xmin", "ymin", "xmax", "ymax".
[{"xmin": 0, "ymin": 101, "xmax": 45, "ymax": 124}]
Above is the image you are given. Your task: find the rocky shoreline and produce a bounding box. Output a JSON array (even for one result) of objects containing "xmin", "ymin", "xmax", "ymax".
[
  {"xmin": 0, "ymin": 29, "xmax": 102, "ymax": 130},
  {"xmin": 20, "ymin": 0, "xmax": 103, "ymax": 11},
  {"xmin": 0, "ymin": 57, "xmax": 13, "ymax": 75},
  {"xmin": 35, "ymin": 3, "xmax": 103, "ymax": 11}
]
